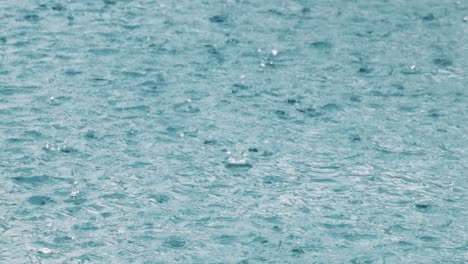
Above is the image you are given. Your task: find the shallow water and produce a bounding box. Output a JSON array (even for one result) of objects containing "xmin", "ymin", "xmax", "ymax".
[{"xmin": 1, "ymin": 0, "xmax": 467, "ymax": 263}]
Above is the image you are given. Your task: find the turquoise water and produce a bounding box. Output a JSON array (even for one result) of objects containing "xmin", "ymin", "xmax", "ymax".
[{"xmin": 1, "ymin": 0, "xmax": 467, "ymax": 263}]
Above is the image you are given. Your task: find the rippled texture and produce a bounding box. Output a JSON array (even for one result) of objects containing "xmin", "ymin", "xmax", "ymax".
[{"xmin": 1, "ymin": 0, "xmax": 467, "ymax": 263}]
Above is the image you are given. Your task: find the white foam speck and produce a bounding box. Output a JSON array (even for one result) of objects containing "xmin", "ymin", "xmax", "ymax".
[
  {"xmin": 271, "ymin": 49, "xmax": 278, "ymax": 56},
  {"xmin": 39, "ymin": 248, "xmax": 52, "ymax": 254},
  {"xmin": 258, "ymin": 48, "xmax": 262, "ymax": 52},
  {"xmin": 410, "ymin": 64, "xmax": 416, "ymax": 70}
]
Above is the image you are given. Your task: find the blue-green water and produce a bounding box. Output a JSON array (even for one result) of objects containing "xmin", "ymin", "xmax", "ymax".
[{"xmin": 1, "ymin": 0, "xmax": 467, "ymax": 263}]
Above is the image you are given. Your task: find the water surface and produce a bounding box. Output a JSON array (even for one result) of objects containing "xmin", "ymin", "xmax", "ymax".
[{"xmin": 0, "ymin": 0, "xmax": 467, "ymax": 263}]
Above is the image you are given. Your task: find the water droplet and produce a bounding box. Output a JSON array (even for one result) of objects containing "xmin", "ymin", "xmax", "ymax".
[{"xmin": 70, "ymin": 190, "xmax": 80, "ymax": 198}]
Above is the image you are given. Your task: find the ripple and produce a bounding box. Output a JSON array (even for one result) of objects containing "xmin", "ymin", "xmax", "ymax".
[
  {"xmin": 148, "ymin": 193, "xmax": 170, "ymax": 204},
  {"xmin": 310, "ymin": 41, "xmax": 333, "ymax": 50},
  {"xmin": 163, "ymin": 236, "xmax": 186, "ymax": 248},
  {"xmin": 72, "ymin": 223, "xmax": 98, "ymax": 231},
  {"xmin": 23, "ymin": 14, "xmax": 40, "ymax": 22},
  {"xmin": 100, "ymin": 193, "xmax": 127, "ymax": 200},
  {"xmin": 209, "ymin": 15, "xmax": 227, "ymax": 23},
  {"xmin": 27, "ymin": 196, "xmax": 56, "ymax": 206},
  {"xmin": 53, "ymin": 236, "xmax": 74, "ymax": 243},
  {"xmin": 415, "ymin": 203, "xmax": 431, "ymax": 210},
  {"xmin": 172, "ymin": 101, "xmax": 200, "ymax": 113},
  {"xmin": 51, "ymin": 3, "xmax": 66, "ymax": 11},
  {"xmin": 12, "ymin": 175, "xmax": 68, "ymax": 186},
  {"xmin": 432, "ymin": 57, "xmax": 453, "ymax": 67},
  {"xmin": 0, "ymin": 0, "xmax": 466, "ymax": 262}
]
